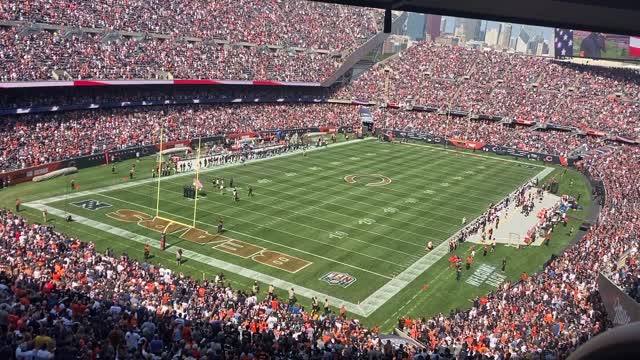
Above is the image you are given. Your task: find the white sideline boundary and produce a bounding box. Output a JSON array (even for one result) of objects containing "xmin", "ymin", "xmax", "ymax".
[
  {"xmin": 354, "ymin": 165, "xmax": 554, "ymax": 315},
  {"xmin": 24, "ymin": 204, "xmax": 365, "ymax": 315},
  {"xmin": 401, "ymin": 142, "xmax": 548, "ymax": 168},
  {"xmin": 24, "ymin": 138, "xmax": 556, "ymax": 317},
  {"xmin": 25, "ymin": 138, "xmax": 372, "ymax": 206}
]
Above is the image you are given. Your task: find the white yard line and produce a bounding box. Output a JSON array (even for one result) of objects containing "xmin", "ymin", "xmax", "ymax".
[
  {"xmin": 94, "ymin": 191, "xmax": 406, "ymax": 269},
  {"xmin": 23, "ymin": 204, "xmax": 369, "ymax": 316},
  {"xmin": 26, "ymin": 138, "xmax": 372, "ymax": 207},
  {"xmin": 401, "ymin": 142, "xmax": 547, "ymax": 168},
  {"xmin": 24, "ymin": 139, "xmax": 556, "ymax": 318},
  {"xmin": 354, "ymin": 164, "xmax": 554, "ymax": 316}
]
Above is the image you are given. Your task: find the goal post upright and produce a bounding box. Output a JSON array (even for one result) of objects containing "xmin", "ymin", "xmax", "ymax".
[
  {"xmin": 155, "ymin": 126, "xmax": 164, "ymax": 218},
  {"xmin": 192, "ymin": 136, "xmax": 202, "ymax": 228}
]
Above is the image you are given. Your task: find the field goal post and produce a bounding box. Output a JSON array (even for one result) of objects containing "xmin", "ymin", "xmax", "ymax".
[
  {"xmin": 507, "ymin": 232, "xmax": 521, "ymax": 248},
  {"xmin": 154, "ymin": 126, "xmax": 203, "ymax": 232}
]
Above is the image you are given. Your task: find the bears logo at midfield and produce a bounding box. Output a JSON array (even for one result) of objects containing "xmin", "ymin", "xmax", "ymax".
[{"xmin": 320, "ymin": 272, "xmax": 357, "ymax": 288}]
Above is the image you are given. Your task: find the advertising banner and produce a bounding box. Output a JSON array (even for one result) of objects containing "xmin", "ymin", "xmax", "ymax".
[
  {"xmin": 387, "ymin": 129, "xmax": 577, "ymax": 166},
  {"xmin": 449, "ymin": 139, "xmax": 486, "ymax": 150},
  {"xmin": 1, "ymin": 140, "xmax": 189, "ymax": 185},
  {"xmin": 0, "ymin": 96, "xmax": 328, "ymax": 116}
]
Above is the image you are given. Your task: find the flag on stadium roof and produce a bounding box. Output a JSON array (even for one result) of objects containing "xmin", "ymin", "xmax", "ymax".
[{"xmin": 554, "ymin": 29, "xmax": 573, "ymax": 58}]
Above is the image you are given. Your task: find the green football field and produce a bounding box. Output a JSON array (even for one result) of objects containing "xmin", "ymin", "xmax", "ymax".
[{"xmin": 1, "ymin": 137, "xmax": 592, "ymax": 330}]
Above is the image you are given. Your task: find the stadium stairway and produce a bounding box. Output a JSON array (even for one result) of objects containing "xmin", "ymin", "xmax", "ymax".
[{"xmin": 321, "ymin": 12, "xmax": 409, "ymax": 87}]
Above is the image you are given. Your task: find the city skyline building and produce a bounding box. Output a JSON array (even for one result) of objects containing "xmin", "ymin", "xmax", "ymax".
[
  {"xmin": 498, "ymin": 23, "xmax": 513, "ymax": 49},
  {"xmin": 426, "ymin": 14, "xmax": 442, "ymax": 41},
  {"xmin": 515, "ymin": 28, "xmax": 531, "ymax": 53},
  {"xmin": 485, "ymin": 27, "xmax": 500, "ymax": 46}
]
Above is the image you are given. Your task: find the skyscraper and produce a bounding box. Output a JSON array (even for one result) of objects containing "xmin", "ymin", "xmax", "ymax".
[
  {"xmin": 462, "ymin": 18, "xmax": 482, "ymax": 41},
  {"xmin": 484, "ymin": 27, "xmax": 500, "ymax": 47},
  {"xmin": 515, "ymin": 29, "xmax": 530, "ymax": 53},
  {"xmin": 426, "ymin": 15, "xmax": 442, "ymax": 41},
  {"xmin": 528, "ymin": 34, "xmax": 544, "ymax": 54},
  {"xmin": 406, "ymin": 13, "xmax": 426, "ymax": 41},
  {"xmin": 497, "ymin": 23, "xmax": 512, "ymax": 50},
  {"xmin": 536, "ymin": 41, "xmax": 550, "ymax": 56}
]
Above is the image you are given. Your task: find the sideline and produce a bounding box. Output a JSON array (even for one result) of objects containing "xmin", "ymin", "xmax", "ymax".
[
  {"xmin": 23, "ymin": 203, "xmax": 368, "ymax": 316},
  {"xmin": 401, "ymin": 141, "xmax": 547, "ymax": 168},
  {"xmin": 24, "ymin": 138, "xmax": 555, "ymax": 317},
  {"xmin": 26, "ymin": 138, "xmax": 372, "ymax": 206}
]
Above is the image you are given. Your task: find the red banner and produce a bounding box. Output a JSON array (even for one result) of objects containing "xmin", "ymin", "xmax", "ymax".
[
  {"xmin": 449, "ymin": 139, "xmax": 486, "ymax": 150},
  {"xmin": 559, "ymin": 156, "xmax": 569, "ymax": 167},
  {"xmin": 225, "ymin": 132, "xmax": 259, "ymax": 140},
  {"xmin": 0, "ymin": 161, "xmax": 66, "ymax": 185},
  {"xmin": 319, "ymin": 127, "xmax": 337, "ymax": 134},
  {"xmin": 155, "ymin": 140, "xmax": 191, "ymax": 151}
]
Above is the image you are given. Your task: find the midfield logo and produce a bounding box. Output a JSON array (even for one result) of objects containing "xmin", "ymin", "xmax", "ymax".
[
  {"xmin": 320, "ymin": 272, "xmax": 357, "ymax": 288},
  {"xmin": 71, "ymin": 199, "xmax": 112, "ymax": 211}
]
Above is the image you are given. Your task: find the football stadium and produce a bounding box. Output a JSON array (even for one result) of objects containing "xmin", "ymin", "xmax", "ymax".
[{"xmin": 0, "ymin": 0, "xmax": 639, "ymax": 359}]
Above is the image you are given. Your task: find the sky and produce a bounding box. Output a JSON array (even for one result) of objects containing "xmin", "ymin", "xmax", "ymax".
[{"xmin": 441, "ymin": 16, "xmax": 554, "ymax": 43}]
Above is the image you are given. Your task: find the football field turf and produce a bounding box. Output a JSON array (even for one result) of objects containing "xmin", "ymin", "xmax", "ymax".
[{"xmin": 10, "ymin": 138, "xmax": 591, "ymax": 328}]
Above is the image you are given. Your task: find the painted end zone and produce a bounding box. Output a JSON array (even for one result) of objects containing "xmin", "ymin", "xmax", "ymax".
[
  {"xmin": 215, "ymin": 240, "xmax": 311, "ymax": 273},
  {"xmin": 106, "ymin": 209, "xmax": 311, "ymax": 273},
  {"xmin": 106, "ymin": 209, "xmax": 227, "ymax": 244}
]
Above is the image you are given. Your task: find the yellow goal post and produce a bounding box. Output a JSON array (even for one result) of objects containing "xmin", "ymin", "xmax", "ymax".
[{"xmin": 154, "ymin": 127, "xmax": 204, "ymax": 230}]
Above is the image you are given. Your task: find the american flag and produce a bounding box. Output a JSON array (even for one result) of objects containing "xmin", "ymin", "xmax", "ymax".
[{"xmin": 554, "ymin": 29, "xmax": 573, "ymax": 58}]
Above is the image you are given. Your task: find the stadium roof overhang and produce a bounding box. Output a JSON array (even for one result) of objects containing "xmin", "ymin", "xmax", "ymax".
[{"xmin": 313, "ymin": 0, "xmax": 640, "ymax": 36}]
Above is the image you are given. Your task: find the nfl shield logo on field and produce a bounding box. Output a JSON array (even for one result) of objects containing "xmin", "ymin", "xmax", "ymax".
[
  {"xmin": 320, "ymin": 272, "xmax": 356, "ymax": 288},
  {"xmin": 71, "ymin": 199, "xmax": 112, "ymax": 211}
]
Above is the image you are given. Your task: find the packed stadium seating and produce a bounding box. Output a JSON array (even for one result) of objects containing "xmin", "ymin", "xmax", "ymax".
[
  {"xmin": 0, "ymin": 0, "xmax": 382, "ymax": 51},
  {"xmin": 372, "ymin": 109, "xmax": 611, "ymax": 156},
  {"xmin": 0, "ymin": 104, "xmax": 360, "ymax": 171},
  {"xmin": 0, "ymin": 27, "xmax": 338, "ymax": 82},
  {"xmin": 336, "ymin": 42, "xmax": 640, "ymax": 136},
  {"xmin": 0, "ymin": 1, "xmax": 383, "ymax": 82},
  {"xmin": 0, "ymin": 209, "xmax": 389, "ymax": 359},
  {"xmin": 2, "ymin": 16, "xmax": 640, "ymax": 358}
]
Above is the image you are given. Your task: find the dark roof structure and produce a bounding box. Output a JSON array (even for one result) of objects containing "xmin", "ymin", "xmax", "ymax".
[{"xmin": 313, "ymin": 0, "xmax": 640, "ymax": 36}]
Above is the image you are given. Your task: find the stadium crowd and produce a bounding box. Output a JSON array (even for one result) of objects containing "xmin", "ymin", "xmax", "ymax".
[
  {"xmin": 0, "ymin": 27, "xmax": 337, "ymax": 83},
  {"xmin": 2, "ymin": 28, "xmax": 640, "ymax": 359},
  {"xmin": 0, "ymin": 104, "xmax": 360, "ymax": 171},
  {"xmin": 0, "ymin": 0, "xmax": 382, "ymax": 51},
  {"xmin": 0, "ymin": 0, "xmax": 385, "ymax": 82},
  {"xmin": 375, "ymin": 109, "xmax": 610, "ymax": 156},
  {"xmin": 336, "ymin": 42, "xmax": 640, "ymax": 136},
  {"xmin": 0, "ymin": 209, "xmax": 409, "ymax": 359},
  {"xmin": 396, "ymin": 146, "xmax": 640, "ymax": 358}
]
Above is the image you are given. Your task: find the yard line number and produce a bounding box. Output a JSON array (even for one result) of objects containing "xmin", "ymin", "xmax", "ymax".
[
  {"xmin": 358, "ymin": 218, "xmax": 376, "ymax": 225},
  {"xmin": 329, "ymin": 231, "xmax": 349, "ymax": 239}
]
